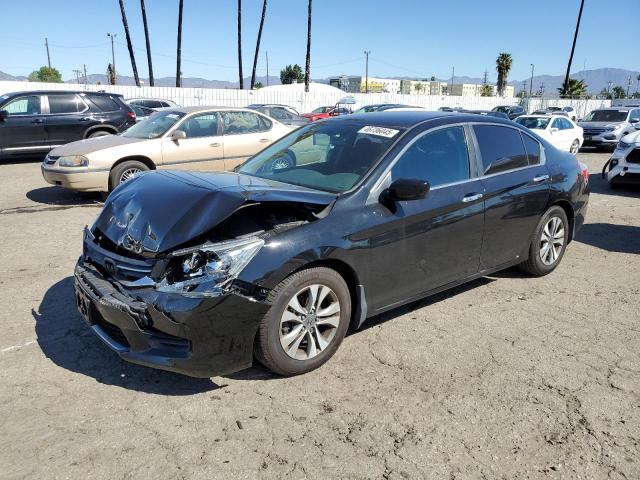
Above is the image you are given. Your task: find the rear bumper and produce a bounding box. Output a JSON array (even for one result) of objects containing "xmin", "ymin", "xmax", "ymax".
[
  {"xmin": 41, "ymin": 165, "xmax": 109, "ymax": 192},
  {"xmin": 74, "ymin": 261, "xmax": 270, "ymax": 378}
]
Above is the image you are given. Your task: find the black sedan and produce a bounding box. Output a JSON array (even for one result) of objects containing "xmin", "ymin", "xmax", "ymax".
[{"xmin": 74, "ymin": 112, "xmax": 589, "ymax": 377}]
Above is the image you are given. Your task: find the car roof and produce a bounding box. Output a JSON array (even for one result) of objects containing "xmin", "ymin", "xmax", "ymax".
[
  {"xmin": 593, "ymin": 107, "xmax": 634, "ymax": 111},
  {"xmin": 3, "ymin": 90, "xmax": 121, "ymax": 97},
  {"xmin": 518, "ymin": 114, "xmax": 566, "ymax": 119},
  {"xmin": 160, "ymin": 106, "xmax": 271, "ymax": 115},
  {"xmin": 323, "ymin": 111, "xmax": 517, "ymax": 129}
]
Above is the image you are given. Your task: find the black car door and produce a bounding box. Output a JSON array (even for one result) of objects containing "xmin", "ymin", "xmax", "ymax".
[
  {"xmin": 0, "ymin": 94, "xmax": 47, "ymax": 153},
  {"xmin": 472, "ymin": 124, "xmax": 550, "ymax": 270},
  {"xmin": 44, "ymin": 93, "xmax": 89, "ymax": 146},
  {"xmin": 359, "ymin": 125, "xmax": 485, "ymax": 312}
]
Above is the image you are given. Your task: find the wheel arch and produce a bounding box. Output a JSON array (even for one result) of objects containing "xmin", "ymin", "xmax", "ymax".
[
  {"xmin": 109, "ymin": 156, "xmax": 157, "ymax": 189},
  {"xmin": 84, "ymin": 124, "xmax": 118, "ymax": 138},
  {"xmin": 549, "ymin": 199, "xmax": 575, "ymax": 242}
]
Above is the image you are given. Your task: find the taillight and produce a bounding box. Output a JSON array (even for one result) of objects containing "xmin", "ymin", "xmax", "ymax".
[
  {"xmin": 127, "ymin": 110, "xmax": 136, "ymax": 120},
  {"xmin": 578, "ymin": 161, "xmax": 589, "ymax": 183}
]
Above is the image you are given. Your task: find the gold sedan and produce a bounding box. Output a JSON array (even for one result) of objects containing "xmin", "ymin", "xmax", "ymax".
[{"xmin": 41, "ymin": 106, "xmax": 293, "ymax": 192}]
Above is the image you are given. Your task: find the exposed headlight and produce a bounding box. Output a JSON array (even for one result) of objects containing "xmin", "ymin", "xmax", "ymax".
[
  {"xmin": 156, "ymin": 237, "xmax": 264, "ymax": 297},
  {"xmin": 58, "ymin": 155, "xmax": 89, "ymax": 167}
]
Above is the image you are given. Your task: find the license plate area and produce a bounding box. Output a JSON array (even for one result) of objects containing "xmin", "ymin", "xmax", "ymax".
[{"xmin": 75, "ymin": 281, "xmax": 93, "ymax": 324}]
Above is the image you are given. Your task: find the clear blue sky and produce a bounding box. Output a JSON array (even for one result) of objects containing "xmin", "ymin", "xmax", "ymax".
[{"xmin": 2, "ymin": 0, "xmax": 637, "ymax": 82}]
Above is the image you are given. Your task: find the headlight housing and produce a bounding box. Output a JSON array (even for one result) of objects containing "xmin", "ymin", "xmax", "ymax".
[
  {"xmin": 58, "ymin": 155, "xmax": 89, "ymax": 167},
  {"xmin": 156, "ymin": 237, "xmax": 264, "ymax": 297},
  {"xmin": 604, "ymin": 124, "xmax": 621, "ymax": 132}
]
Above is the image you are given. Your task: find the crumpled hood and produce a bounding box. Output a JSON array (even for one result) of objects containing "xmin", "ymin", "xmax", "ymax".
[
  {"xmin": 50, "ymin": 135, "xmax": 146, "ymax": 156},
  {"xmin": 94, "ymin": 170, "xmax": 335, "ymax": 256}
]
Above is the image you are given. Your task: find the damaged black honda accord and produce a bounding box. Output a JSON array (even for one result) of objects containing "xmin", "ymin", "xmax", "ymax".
[{"xmin": 74, "ymin": 111, "xmax": 589, "ymax": 377}]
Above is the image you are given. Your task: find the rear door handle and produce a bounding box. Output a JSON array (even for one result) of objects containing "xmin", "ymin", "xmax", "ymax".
[
  {"xmin": 259, "ymin": 138, "xmax": 270, "ymax": 143},
  {"xmin": 79, "ymin": 117, "xmax": 91, "ymax": 121},
  {"xmin": 210, "ymin": 142, "xmax": 221, "ymax": 147},
  {"xmin": 532, "ymin": 174, "xmax": 549, "ymax": 183},
  {"xmin": 31, "ymin": 118, "xmax": 44, "ymax": 124},
  {"xmin": 462, "ymin": 193, "xmax": 483, "ymax": 203}
]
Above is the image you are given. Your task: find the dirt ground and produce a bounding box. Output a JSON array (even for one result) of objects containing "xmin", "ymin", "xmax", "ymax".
[{"xmin": 1, "ymin": 151, "xmax": 639, "ymax": 480}]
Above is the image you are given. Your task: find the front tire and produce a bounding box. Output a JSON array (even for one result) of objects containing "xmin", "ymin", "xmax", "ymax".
[
  {"xmin": 255, "ymin": 267, "xmax": 351, "ymax": 376},
  {"xmin": 109, "ymin": 160, "xmax": 149, "ymax": 191},
  {"xmin": 519, "ymin": 206, "xmax": 569, "ymax": 276}
]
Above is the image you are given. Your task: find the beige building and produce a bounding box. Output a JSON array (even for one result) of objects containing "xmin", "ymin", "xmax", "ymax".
[
  {"xmin": 448, "ymin": 83, "xmax": 515, "ymax": 97},
  {"xmin": 329, "ymin": 76, "xmax": 401, "ymax": 94},
  {"xmin": 399, "ymin": 80, "xmax": 448, "ymax": 96}
]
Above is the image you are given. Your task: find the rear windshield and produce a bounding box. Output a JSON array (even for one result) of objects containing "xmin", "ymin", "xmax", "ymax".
[
  {"xmin": 583, "ymin": 110, "xmax": 628, "ymax": 122},
  {"xmin": 88, "ymin": 95, "xmax": 121, "ymax": 112}
]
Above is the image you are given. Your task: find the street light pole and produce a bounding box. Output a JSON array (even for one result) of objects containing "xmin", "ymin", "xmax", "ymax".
[
  {"xmin": 364, "ymin": 50, "xmax": 370, "ymax": 93},
  {"xmin": 529, "ymin": 64, "xmax": 534, "ymax": 98},
  {"xmin": 107, "ymin": 33, "xmax": 117, "ymax": 84}
]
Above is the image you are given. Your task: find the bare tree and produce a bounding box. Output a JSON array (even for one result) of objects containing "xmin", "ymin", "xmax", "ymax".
[
  {"xmin": 238, "ymin": 0, "xmax": 243, "ymax": 89},
  {"xmin": 118, "ymin": 0, "xmax": 140, "ymax": 87},
  {"xmin": 176, "ymin": 0, "xmax": 184, "ymax": 87},
  {"xmin": 140, "ymin": 0, "xmax": 154, "ymax": 86},
  {"xmin": 304, "ymin": 0, "xmax": 312, "ymax": 93},
  {"xmin": 250, "ymin": 0, "xmax": 267, "ymax": 90}
]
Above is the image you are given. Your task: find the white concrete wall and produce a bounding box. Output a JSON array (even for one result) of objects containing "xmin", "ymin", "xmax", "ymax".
[{"xmin": 0, "ymin": 80, "xmax": 611, "ymax": 118}]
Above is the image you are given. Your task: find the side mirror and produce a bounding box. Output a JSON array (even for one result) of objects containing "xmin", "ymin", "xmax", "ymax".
[
  {"xmin": 550, "ymin": 128, "xmax": 559, "ymax": 134},
  {"xmin": 381, "ymin": 179, "xmax": 430, "ymax": 208},
  {"xmin": 0, "ymin": 110, "xmax": 8, "ymax": 122},
  {"xmin": 629, "ymin": 118, "xmax": 639, "ymax": 124},
  {"xmin": 171, "ymin": 129, "xmax": 186, "ymax": 142}
]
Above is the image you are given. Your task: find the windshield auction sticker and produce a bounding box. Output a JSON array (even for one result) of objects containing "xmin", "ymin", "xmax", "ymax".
[{"xmin": 358, "ymin": 126, "xmax": 400, "ymax": 138}]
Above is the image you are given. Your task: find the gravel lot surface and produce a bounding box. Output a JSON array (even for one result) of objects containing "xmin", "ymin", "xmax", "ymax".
[{"xmin": 1, "ymin": 151, "xmax": 639, "ymax": 480}]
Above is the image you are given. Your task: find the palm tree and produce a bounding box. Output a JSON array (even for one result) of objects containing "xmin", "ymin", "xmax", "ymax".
[
  {"xmin": 562, "ymin": 0, "xmax": 585, "ymax": 96},
  {"xmin": 250, "ymin": 0, "xmax": 267, "ymax": 90},
  {"xmin": 557, "ymin": 78, "xmax": 587, "ymax": 97},
  {"xmin": 176, "ymin": 0, "xmax": 183, "ymax": 87},
  {"xmin": 611, "ymin": 85, "xmax": 626, "ymax": 99},
  {"xmin": 118, "ymin": 0, "xmax": 140, "ymax": 87},
  {"xmin": 237, "ymin": 0, "xmax": 243, "ymax": 89},
  {"xmin": 140, "ymin": 0, "xmax": 154, "ymax": 86},
  {"xmin": 495, "ymin": 53, "xmax": 512, "ymax": 96},
  {"xmin": 304, "ymin": 0, "xmax": 312, "ymax": 93}
]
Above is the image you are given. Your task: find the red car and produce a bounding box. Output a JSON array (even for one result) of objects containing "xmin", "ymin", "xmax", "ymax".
[{"xmin": 302, "ymin": 106, "xmax": 350, "ymax": 122}]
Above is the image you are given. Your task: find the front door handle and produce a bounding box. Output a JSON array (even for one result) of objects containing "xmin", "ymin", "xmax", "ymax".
[
  {"xmin": 31, "ymin": 118, "xmax": 44, "ymax": 124},
  {"xmin": 462, "ymin": 193, "xmax": 483, "ymax": 203},
  {"xmin": 532, "ymin": 174, "xmax": 549, "ymax": 183},
  {"xmin": 79, "ymin": 117, "xmax": 91, "ymax": 121},
  {"xmin": 210, "ymin": 142, "xmax": 221, "ymax": 147},
  {"xmin": 259, "ymin": 138, "xmax": 270, "ymax": 143}
]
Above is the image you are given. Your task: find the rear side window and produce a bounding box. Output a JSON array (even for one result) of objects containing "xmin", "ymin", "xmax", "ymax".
[
  {"xmin": 48, "ymin": 94, "xmax": 85, "ymax": 114},
  {"xmin": 474, "ymin": 125, "xmax": 528, "ymax": 175},
  {"xmin": 221, "ymin": 111, "xmax": 271, "ymax": 135},
  {"xmin": 2, "ymin": 95, "xmax": 41, "ymax": 115},
  {"xmin": 88, "ymin": 95, "xmax": 121, "ymax": 112},
  {"xmin": 521, "ymin": 133, "xmax": 541, "ymax": 165},
  {"xmin": 391, "ymin": 126, "xmax": 470, "ymax": 187}
]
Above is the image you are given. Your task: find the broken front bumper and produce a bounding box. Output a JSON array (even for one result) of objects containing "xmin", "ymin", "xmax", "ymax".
[{"xmin": 74, "ymin": 260, "xmax": 270, "ymax": 377}]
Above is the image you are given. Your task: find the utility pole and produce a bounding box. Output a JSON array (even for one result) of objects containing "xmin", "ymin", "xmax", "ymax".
[
  {"xmin": 562, "ymin": 0, "xmax": 585, "ymax": 96},
  {"xmin": 522, "ymin": 80, "xmax": 527, "ymax": 97},
  {"xmin": 482, "ymin": 70, "xmax": 488, "ymax": 84},
  {"xmin": 450, "ymin": 66, "xmax": 455, "ymax": 95},
  {"xmin": 529, "ymin": 64, "xmax": 534, "ymax": 98},
  {"xmin": 107, "ymin": 33, "xmax": 117, "ymax": 84},
  {"xmin": 265, "ymin": 51, "xmax": 269, "ymax": 86},
  {"xmin": 627, "ymin": 75, "xmax": 632, "ymax": 98},
  {"xmin": 73, "ymin": 69, "xmax": 82, "ymax": 84},
  {"xmin": 83, "ymin": 64, "xmax": 87, "ymax": 84},
  {"xmin": 364, "ymin": 50, "xmax": 370, "ymax": 93},
  {"xmin": 45, "ymin": 38, "xmax": 51, "ymax": 69},
  {"xmin": 540, "ymin": 82, "xmax": 545, "ymax": 96}
]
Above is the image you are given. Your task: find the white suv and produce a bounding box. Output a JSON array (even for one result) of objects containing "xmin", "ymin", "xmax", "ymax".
[
  {"xmin": 604, "ymin": 129, "xmax": 640, "ymax": 188},
  {"xmin": 579, "ymin": 107, "xmax": 640, "ymax": 150}
]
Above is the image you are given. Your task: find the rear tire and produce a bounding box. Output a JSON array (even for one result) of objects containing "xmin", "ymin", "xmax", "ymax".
[
  {"xmin": 255, "ymin": 267, "xmax": 351, "ymax": 376},
  {"xmin": 88, "ymin": 130, "xmax": 113, "ymax": 138},
  {"xmin": 109, "ymin": 160, "xmax": 149, "ymax": 191},
  {"xmin": 519, "ymin": 206, "xmax": 569, "ymax": 277}
]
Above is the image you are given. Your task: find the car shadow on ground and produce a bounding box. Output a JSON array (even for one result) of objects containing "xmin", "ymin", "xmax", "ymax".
[
  {"xmin": 575, "ymin": 223, "xmax": 640, "ymax": 254},
  {"xmin": 34, "ymin": 277, "xmax": 221, "ymax": 395},
  {"xmin": 26, "ymin": 186, "xmax": 103, "ymax": 207},
  {"xmin": 0, "ymin": 154, "xmax": 46, "ymax": 165},
  {"xmin": 587, "ymin": 172, "xmax": 640, "ymax": 199}
]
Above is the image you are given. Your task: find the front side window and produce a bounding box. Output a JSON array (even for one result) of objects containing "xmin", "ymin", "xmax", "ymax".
[
  {"xmin": 2, "ymin": 95, "xmax": 41, "ymax": 115},
  {"xmin": 269, "ymin": 108, "xmax": 290, "ymax": 120},
  {"xmin": 179, "ymin": 113, "xmax": 219, "ymax": 138},
  {"xmin": 551, "ymin": 118, "xmax": 563, "ymax": 130},
  {"xmin": 122, "ymin": 111, "xmax": 185, "ymax": 139},
  {"xmin": 516, "ymin": 117, "xmax": 550, "ymax": 130},
  {"xmin": 391, "ymin": 126, "xmax": 470, "ymax": 187},
  {"xmin": 312, "ymin": 106, "xmax": 330, "ymax": 114},
  {"xmin": 559, "ymin": 118, "xmax": 574, "ymax": 130},
  {"xmin": 222, "ymin": 111, "xmax": 270, "ymax": 135},
  {"xmin": 239, "ymin": 122, "xmax": 404, "ymax": 193},
  {"xmin": 48, "ymin": 94, "xmax": 85, "ymax": 114},
  {"xmin": 474, "ymin": 125, "xmax": 528, "ymax": 175}
]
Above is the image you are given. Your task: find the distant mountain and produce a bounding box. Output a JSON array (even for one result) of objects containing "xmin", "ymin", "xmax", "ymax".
[
  {"xmin": 509, "ymin": 68, "xmax": 640, "ymax": 95},
  {"xmin": 0, "ymin": 70, "xmax": 27, "ymax": 81}
]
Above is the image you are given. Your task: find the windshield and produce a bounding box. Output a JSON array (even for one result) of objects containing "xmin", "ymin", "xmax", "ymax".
[
  {"xmin": 583, "ymin": 110, "xmax": 628, "ymax": 122},
  {"xmin": 516, "ymin": 117, "xmax": 550, "ymax": 130},
  {"xmin": 312, "ymin": 106, "xmax": 330, "ymax": 114},
  {"xmin": 238, "ymin": 122, "xmax": 404, "ymax": 193},
  {"xmin": 122, "ymin": 111, "xmax": 186, "ymax": 139},
  {"xmin": 493, "ymin": 106, "xmax": 509, "ymax": 113}
]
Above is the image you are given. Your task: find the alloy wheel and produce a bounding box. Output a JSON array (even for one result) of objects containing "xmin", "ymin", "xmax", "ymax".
[
  {"xmin": 279, "ymin": 284, "xmax": 341, "ymax": 360},
  {"xmin": 119, "ymin": 167, "xmax": 142, "ymax": 184},
  {"xmin": 539, "ymin": 216, "xmax": 565, "ymax": 266},
  {"xmin": 570, "ymin": 140, "xmax": 580, "ymax": 154}
]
